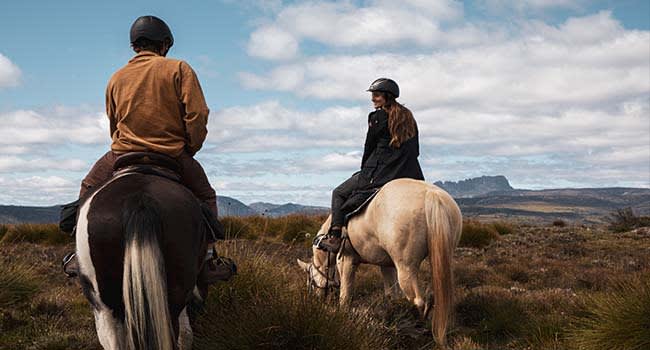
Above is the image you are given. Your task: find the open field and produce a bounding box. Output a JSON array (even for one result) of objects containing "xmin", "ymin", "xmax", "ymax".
[{"xmin": 0, "ymin": 216, "xmax": 649, "ymax": 349}]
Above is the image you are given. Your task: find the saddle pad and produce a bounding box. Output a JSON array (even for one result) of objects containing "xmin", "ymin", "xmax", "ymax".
[{"xmin": 344, "ymin": 188, "xmax": 381, "ymax": 224}]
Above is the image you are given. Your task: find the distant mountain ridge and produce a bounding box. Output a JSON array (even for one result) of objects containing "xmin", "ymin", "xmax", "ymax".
[
  {"xmin": 1, "ymin": 176, "xmax": 648, "ymax": 224},
  {"xmin": 434, "ymin": 175, "xmax": 514, "ymax": 198}
]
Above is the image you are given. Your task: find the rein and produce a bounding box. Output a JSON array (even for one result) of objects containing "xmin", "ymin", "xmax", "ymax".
[{"xmin": 308, "ymin": 251, "xmax": 339, "ymax": 297}]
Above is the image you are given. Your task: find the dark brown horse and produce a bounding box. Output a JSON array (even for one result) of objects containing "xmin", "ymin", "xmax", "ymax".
[{"xmin": 76, "ymin": 171, "xmax": 207, "ymax": 349}]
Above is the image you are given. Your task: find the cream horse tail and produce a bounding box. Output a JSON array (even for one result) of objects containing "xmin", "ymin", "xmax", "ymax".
[
  {"xmin": 122, "ymin": 194, "xmax": 175, "ymax": 350},
  {"xmin": 425, "ymin": 189, "xmax": 462, "ymax": 347}
]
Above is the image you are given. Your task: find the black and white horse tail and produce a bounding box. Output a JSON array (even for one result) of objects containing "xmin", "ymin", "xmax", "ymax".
[{"xmin": 122, "ymin": 193, "xmax": 174, "ymax": 350}]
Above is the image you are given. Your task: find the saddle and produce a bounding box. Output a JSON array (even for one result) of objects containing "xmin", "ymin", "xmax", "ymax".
[
  {"xmin": 112, "ymin": 152, "xmax": 182, "ymax": 182},
  {"xmin": 343, "ymin": 188, "xmax": 381, "ymax": 225}
]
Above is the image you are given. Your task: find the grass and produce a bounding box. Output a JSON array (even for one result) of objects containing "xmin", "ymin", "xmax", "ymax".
[
  {"xmin": 0, "ymin": 224, "xmax": 72, "ymax": 245},
  {"xmin": 459, "ymin": 220, "xmax": 500, "ymax": 248},
  {"xmin": 607, "ymin": 207, "xmax": 650, "ymax": 233},
  {"xmin": 221, "ymin": 214, "xmax": 326, "ymax": 243},
  {"xmin": 0, "ymin": 263, "xmax": 40, "ymax": 308},
  {"xmin": 193, "ymin": 241, "xmax": 395, "ymax": 350},
  {"xmin": 1, "ymin": 216, "xmax": 649, "ymax": 349},
  {"xmin": 570, "ymin": 275, "xmax": 650, "ymax": 350}
]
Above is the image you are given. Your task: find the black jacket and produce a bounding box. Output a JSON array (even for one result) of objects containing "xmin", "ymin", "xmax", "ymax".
[{"xmin": 358, "ymin": 109, "xmax": 425, "ymax": 189}]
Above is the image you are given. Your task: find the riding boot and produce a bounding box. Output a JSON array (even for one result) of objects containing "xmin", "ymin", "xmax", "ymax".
[
  {"xmin": 316, "ymin": 227, "xmax": 343, "ymax": 252},
  {"xmin": 198, "ymin": 244, "xmax": 237, "ymax": 285}
]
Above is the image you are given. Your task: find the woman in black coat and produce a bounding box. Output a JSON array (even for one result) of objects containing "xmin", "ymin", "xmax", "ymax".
[{"xmin": 317, "ymin": 78, "xmax": 425, "ymax": 252}]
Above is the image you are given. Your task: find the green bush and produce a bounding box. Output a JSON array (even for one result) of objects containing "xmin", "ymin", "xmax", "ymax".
[
  {"xmin": 221, "ymin": 214, "xmax": 325, "ymax": 243},
  {"xmin": 570, "ymin": 276, "xmax": 650, "ymax": 350},
  {"xmin": 459, "ymin": 220, "xmax": 500, "ymax": 248},
  {"xmin": 0, "ymin": 224, "xmax": 71, "ymax": 245},
  {"xmin": 552, "ymin": 219, "xmax": 566, "ymax": 227}
]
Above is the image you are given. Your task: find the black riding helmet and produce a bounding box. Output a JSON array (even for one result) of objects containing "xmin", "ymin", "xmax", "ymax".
[
  {"xmin": 130, "ymin": 15, "xmax": 174, "ymax": 47},
  {"xmin": 367, "ymin": 78, "xmax": 399, "ymax": 98}
]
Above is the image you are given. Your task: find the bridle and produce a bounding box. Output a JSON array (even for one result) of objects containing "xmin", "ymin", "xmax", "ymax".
[{"xmin": 307, "ymin": 250, "xmax": 339, "ymax": 298}]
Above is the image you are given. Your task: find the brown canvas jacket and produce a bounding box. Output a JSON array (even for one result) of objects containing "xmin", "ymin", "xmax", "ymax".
[{"xmin": 106, "ymin": 51, "xmax": 209, "ymax": 157}]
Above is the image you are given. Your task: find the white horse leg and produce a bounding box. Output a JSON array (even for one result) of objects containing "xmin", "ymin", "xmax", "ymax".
[
  {"xmin": 177, "ymin": 307, "xmax": 193, "ymax": 350},
  {"xmin": 94, "ymin": 306, "xmax": 126, "ymax": 350},
  {"xmin": 338, "ymin": 258, "xmax": 357, "ymax": 307},
  {"xmin": 396, "ymin": 265, "xmax": 426, "ymax": 316},
  {"xmin": 380, "ymin": 266, "xmax": 400, "ymax": 299}
]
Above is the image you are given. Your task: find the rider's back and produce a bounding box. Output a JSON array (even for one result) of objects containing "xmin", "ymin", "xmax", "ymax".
[{"xmin": 107, "ymin": 51, "xmax": 209, "ymax": 157}]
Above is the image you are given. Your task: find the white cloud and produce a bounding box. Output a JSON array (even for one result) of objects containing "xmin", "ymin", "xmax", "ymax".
[
  {"xmin": 0, "ymin": 108, "xmax": 108, "ymax": 146},
  {"xmin": 0, "ymin": 157, "xmax": 86, "ymax": 173},
  {"xmin": 245, "ymin": 0, "xmax": 464, "ymax": 59},
  {"xmin": 0, "ymin": 176, "xmax": 78, "ymax": 205},
  {"xmin": 0, "ymin": 53, "xmax": 21, "ymax": 88},
  {"xmin": 240, "ymin": 12, "xmax": 650, "ymax": 114},
  {"xmin": 247, "ymin": 25, "xmax": 299, "ymax": 60}
]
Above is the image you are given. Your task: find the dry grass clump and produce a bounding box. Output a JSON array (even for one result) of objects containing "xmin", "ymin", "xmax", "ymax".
[
  {"xmin": 0, "ymin": 223, "xmax": 71, "ymax": 245},
  {"xmin": 490, "ymin": 221, "xmax": 516, "ymax": 235},
  {"xmin": 552, "ymin": 219, "xmax": 566, "ymax": 227},
  {"xmin": 459, "ymin": 220, "xmax": 500, "ymax": 248},
  {"xmin": 607, "ymin": 207, "xmax": 650, "ymax": 233},
  {"xmin": 0, "ymin": 263, "xmax": 39, "ymax": 308},
  {"xmin": 0, "ymin": 225, "xmax": 8, "ymax": 240},
  {"xmin": 193, "ymin": 241, "xmax": 394, "ymax": 350},
  {"xmin": 221, "ymin": 214, "xmax": 325, "ymax": 243},
  {"xmin": 570, "ymin": 276, "xmax": 650, "ymax": 350}
]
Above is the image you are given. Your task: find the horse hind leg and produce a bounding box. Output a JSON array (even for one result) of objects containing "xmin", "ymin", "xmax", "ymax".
[{"xmin": 395, "ymin": 265, "xmax": 426, "ymax": 317}]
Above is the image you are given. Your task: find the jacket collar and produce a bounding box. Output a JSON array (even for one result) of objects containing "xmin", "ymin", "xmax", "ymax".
[{"xmin": 129, "ymin": 50, "xmax": 161, "ymax": 63}]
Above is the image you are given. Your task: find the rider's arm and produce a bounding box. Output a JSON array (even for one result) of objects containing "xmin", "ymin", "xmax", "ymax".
[
  {"xmin": 105, "ymin": 81, "xmax": 117, "ymax": 137},
  {"xmin": 361, "ymin": 110, "xmax": 388, "ymax": 167},
  {"xmin": 178, "ymin": 61, "xmax": 209, "ymax": 156}
]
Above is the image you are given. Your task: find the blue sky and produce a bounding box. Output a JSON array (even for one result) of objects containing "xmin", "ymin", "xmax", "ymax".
[{"xmin": 0, "ymin": 0, "xmax": 648, "ymax": 206}]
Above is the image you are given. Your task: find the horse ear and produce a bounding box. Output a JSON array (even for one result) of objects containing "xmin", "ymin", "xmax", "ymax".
[{"xmin": 296, "ymin": 259, "xmax": 310, "ymax": 272}]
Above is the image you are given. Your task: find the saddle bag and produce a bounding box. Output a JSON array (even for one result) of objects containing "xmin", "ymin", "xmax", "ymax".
[{"xmin": 59, "ymin": 199, "xmax": 80, "ymax": 234}]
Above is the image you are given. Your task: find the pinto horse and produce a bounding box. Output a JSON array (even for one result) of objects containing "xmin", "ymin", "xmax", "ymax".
[
  {"xmin": 297, "ymin": 178, "xmax": 462, "ymax": 347},
  {"xmin": 76, "ymin": 171, "xmax": 207, "ymax": 349}
]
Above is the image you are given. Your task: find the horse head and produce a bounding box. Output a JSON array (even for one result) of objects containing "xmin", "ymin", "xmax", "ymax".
[{"xmin": 297, "ymin": 237, "xmax": 340, "ymax": 294}]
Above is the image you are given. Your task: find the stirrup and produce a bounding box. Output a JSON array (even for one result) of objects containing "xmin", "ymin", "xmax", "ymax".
[{"xmin": 62, "ymin": 252, "xmax": 78, "ymax": 278}]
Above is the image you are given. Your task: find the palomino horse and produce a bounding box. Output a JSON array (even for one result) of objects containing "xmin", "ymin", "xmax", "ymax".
[
  {"xmin": 76, "ymin": 172, "xmax": 208, "ymax": 349},
  {"xmin": 297, "ymin": 178, "xmax": 462, "ymax": 346}
]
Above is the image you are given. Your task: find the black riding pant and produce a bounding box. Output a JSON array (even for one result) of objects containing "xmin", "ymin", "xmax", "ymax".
[{"xmin": 331, "ymin": 172, "xmax": 372, "ymax": 227}]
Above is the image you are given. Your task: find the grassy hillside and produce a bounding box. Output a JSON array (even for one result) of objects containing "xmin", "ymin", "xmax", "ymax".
[{"xmin": 0, "ymin": 216, "xmax": 648, "ymax": 349}]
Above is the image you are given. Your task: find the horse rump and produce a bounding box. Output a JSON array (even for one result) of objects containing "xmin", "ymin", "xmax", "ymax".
[{"xmin": 122, "ymin": 193, "xmax": 175, "ymax": 350}]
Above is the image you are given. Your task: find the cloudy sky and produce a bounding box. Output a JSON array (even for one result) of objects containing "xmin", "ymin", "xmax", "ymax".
[{"xmin": 0, "ymin": 0, "xmax": 648, "ymax": 206}]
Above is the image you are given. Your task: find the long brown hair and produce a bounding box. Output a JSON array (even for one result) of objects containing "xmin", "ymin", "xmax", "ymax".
[{"xmin": 384, "ymin": 95, "xmax": 417, "ymax": 148}]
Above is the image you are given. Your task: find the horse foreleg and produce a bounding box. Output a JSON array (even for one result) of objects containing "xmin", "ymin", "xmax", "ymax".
[
  {"xmin": 338, "ymin": 258, "xmax": 357, "ymax": 307},
  {"xmin": 380, "ymin": 266, "xmax": 400, "ymax": 299},
  {"xmin": 177, "ymin": 307, "xmax": 193, "ymax": 350},
  {"xmin": 396, "ymin": 265, "xmax": 426, "ymax": 317}
]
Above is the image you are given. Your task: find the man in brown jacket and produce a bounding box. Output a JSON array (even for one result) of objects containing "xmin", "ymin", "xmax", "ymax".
[{"xmin": 63, "ymin": 16, "xmax": 234, "ymax": 284}]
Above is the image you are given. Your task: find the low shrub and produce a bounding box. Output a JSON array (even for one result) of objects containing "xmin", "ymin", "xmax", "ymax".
[
  {"xmin": 491, "ymin": 221, "xmax": 516, "ymax": 235},
  {"xmin": 607, "ymin": 207, "xmax": 650, "ymax": 233},
  {"xmin": 570, "ymin": 276, "xmax": 650, "ymax": 350},
  {"xmin": 459, "ymin": 220, "xmax": 500, "ymax": 248},
  {"xmin": 552, "ymin": 220, "xmax": 566, "ymax": 227},
  {"xmin": 0, "ymin": 223, "xmax": 71, "ymax": 245},
  {"xmin": 0, "ymin": 225, "xmax": 8, "ymax": 240},
  {"xmin": 221, "ymin": 214, "xmax": 325, "ymax": 243}
]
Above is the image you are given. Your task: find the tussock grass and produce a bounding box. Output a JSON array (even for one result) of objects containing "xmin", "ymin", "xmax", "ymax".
[
  {"xmin": 459, "ymin": 220, "xmax": 500, "ymax": 248},
  {"xmin": 570, "ymin": 276, "xmax": 650, "ymax": 350},
  {"xmin": 0, "ymin": 224, "xmax": 8, "ymax": 240},
  {"xmin": 193, "ymin": 242, "xmax": 393, "ymax": 350},
  {"xmin": 222, "ymin": 214, "xmax": 325, "ymax": 243},
  {"xmin": 0, "ymin": 224, "xmax": 71, "ymax": 245},
  {"xmin": 490, "ymin": 221, "xmax": 516, "ymax": 235},
  {"xmin": 0, "ymin": 263, "xmax": 39, "ymax": 308},
  {"xmin": 552, "ymin": 219, "xmax": 566, "ymax": 227},
  {"xmin": 456, "ymin": 287, "xmax": 527, "ymax": 342}
]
